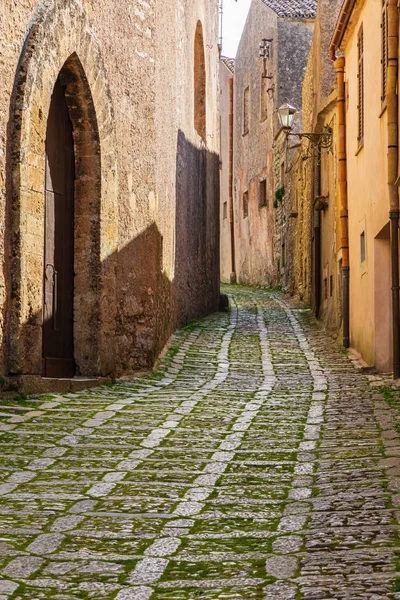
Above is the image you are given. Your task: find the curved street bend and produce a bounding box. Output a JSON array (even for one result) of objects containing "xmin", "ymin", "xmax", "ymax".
[{"xmin": 2, "ymin": 286, "xmax": 400, "ymax": 600}]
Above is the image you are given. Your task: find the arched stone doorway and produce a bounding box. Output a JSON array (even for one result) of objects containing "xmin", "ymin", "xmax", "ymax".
[{"xmin": 8, "ymin": 0, "xmax": 118, "ymax": 381}]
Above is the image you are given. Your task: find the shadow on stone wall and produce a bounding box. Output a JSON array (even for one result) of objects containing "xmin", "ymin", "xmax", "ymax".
[
  {"xmin": 175, "ymin": 129, "xmax": 220, "ymax": 327},
  {"xmin": 2, "ymin": 130, "xmax": 220, "ymax": 387},
  {"xmin": 116, "ymin": 129, "xmax": 220, "ymax": 374}
]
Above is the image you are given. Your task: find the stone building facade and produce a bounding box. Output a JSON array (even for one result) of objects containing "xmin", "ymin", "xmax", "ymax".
[
  {"xmin": 227, "ymin": 0, "xmax": 315, "ymax": 288},
  {"xmin": 288, "ymin": 0, "xmax": 342, "ymax": 331},
  {"xmin": 0, "ymin": 0, "xmax": 220, "ymax": 391}
]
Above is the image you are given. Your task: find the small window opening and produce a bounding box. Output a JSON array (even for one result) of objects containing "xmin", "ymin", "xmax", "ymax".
[
  {"xmin": 223, "ymin": 201, "xmax": 228, "ymax": 219},
  {"xmin": 259, "ymin": 179, "xmax": 267, "ymax": 207},
  {"xmin": 243, "ymin": 191, "xmax": 249, "ymax": 218},
  {"xmin": 243, "ymin": 87, "xmax": 250, "ymax": 135},
  {"xmin": 280, "ymin": 162, "xmax": 285, "ymax": 186},
  {"xmin": 282, "ymin": 243, "xmax": 286, "ymax": 269},
  {"xmin": 330, "ymin": 274, "xmax": 333, "ymax": 297},
  {"xmin": 360, "ymin": 231, "xmax": 366, "ymax": 263},
  {"xmin": 261, "ymin": 77, "xmax": 268, "ymax": 121},
  {"xmin": 324, "ymin": 277, "xmax": 328, "ymax": 301}
]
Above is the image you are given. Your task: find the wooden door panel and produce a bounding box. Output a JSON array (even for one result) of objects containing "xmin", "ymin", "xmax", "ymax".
[{"xmin": 43, "ymin": 77, "xmax": 75, "ymax": 379}]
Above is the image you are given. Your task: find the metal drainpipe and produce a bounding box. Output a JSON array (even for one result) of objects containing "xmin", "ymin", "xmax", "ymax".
[
  {"xmin": 335, "ymin": 56, "xmax": 350, "ymax": 348},
  {"xmin": 228, "ymin": 77, "xmax": 236, "ymax": 283},
  {"xmin": 387, "ymin": 0, "xmax": 400, "ymax": 379}
]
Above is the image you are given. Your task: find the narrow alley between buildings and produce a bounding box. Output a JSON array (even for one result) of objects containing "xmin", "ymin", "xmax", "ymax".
[{"xmin": 0, "ymin": 286, "xmax": 400, "ymax": 599}]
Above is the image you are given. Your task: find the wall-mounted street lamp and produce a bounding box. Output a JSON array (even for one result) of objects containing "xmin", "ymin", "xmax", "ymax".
[
  {"xmin": 277, "ymin": 101, "xmax": 333, "ymax": 152},
  {"xmin": 277, "ymin": 101, "xmax": 297, "ymax": 129}
]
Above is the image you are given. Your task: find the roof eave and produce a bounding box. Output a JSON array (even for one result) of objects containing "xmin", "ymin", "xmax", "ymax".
[{"xmin": 330, "ymin": 0, "xmax": 357, "ymax": 60}]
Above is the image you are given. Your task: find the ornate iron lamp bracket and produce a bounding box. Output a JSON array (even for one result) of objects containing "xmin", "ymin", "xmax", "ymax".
[{"xmin": 287, "ymin": 127, "xmax": 333, "ymax": 152}]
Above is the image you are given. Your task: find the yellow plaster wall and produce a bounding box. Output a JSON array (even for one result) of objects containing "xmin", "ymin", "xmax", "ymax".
[{"xmin": 343, "ymin": 0, "xmax": 390, "ymax": 367}]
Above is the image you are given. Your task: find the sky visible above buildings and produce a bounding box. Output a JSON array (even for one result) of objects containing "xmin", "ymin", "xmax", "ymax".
[{"xmin": 222, "ymin": 0, "xmax": 252, "ymax": 58}]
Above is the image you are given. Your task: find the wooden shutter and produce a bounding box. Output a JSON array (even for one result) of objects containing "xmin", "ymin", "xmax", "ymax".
[
  {"xmin": 243, "ymin": 191, "xmax": 249, "ymax": 218},
  {"xmin": 382, "ymin": 0, "xmax": 388, "ymax": 103},
  {"xmin": 357, "ymin": 25, "xmax": 364, "ymax": 146}
]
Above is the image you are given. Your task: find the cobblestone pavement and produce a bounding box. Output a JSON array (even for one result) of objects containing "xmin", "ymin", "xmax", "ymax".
[{"xmin": 2, "ymin": 285, "xmax": 400, "ymax": 599}]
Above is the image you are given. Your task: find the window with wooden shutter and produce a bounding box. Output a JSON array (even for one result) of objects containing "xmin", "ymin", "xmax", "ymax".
[
  {"xmin": 357, "ymin": 25, "xmax": 364, "ymax": 147},
  {"xmin": 243, "ymin": 87, "xmax": 250, "ymax": 135},
  {"xmin": 382, "ymin": 0, "xmax": 388, "ymax": 104},
  {"xmin": 243, "ymin": 191, "xmax": 249, "ymax": 218}
]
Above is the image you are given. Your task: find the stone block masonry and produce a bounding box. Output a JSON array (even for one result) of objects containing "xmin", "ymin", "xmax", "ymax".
[
  {"xmin": 0, "ymin": 0, "xmax": 220, "ymax": 390},
  {"xmin": 0, "ymin": 286, "xmax": 399, "ymax": 597}
]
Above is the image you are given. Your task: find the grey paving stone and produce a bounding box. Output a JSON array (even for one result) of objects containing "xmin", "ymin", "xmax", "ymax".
[
  {"xmin": 27, "ymin": 458, "xmax": 55, "ymax": 470},
  {"xmin": 115, "ymin": 588, "xmax": 153, "ymax": 600},
  {"xmin": 7, "ymin": 471, "xmax": 36, "ymax": 483},
  {"xmin": 264, "ymin": 581, "xmax": 298, "ymax": 599},
  {"xmin": 0, "ymin": 581, "xmax": 19, "ymax": 594},
  {"xmin": 145, "ymin": 537, "xmax": 181, "ymax": 556},
  {"xmin": 278, "ymin": 515, "xmax": 307, "ymax": 532},
  {"xmin": 50, "ymin": 515, "xmax": 84, "ymax": 532},
  {"xmin": 173, "ymin": 501, "xmax": 204, "ymax": 516},
  {"xmin": 103, "ymin": 471, "xmax": 127, "ymax": 482},
  {"xmin": 0, "ymin": 484, "xmax": 18, "ymax": 495},
  {"xmin": 2, "ymin": 556, "xmax": 43, "ymax": 577},
  {"xmin": 266, "ymin": 555, "xmax": 298, "ymax": 578},
  {"xmin": 41, "ymin": 446, "xmax": 68, "ymax": 457},
  {"xmin": 26, "ymin": 533, "xmax": 65, "ymax": 555},
  {"xmin": 128, "ymin": 557, "xmax": 169, "ymax": 584},
  {"xmin": 87, "ymin": 482, "xmax": 116, "ymax": 497},
  {"xmin": 272, "ymin": 535, "xmax": 303, "ymax": 554},
  {"xmin": 69, "ymin": 500, "xmax": 97, "ymax": 513}
]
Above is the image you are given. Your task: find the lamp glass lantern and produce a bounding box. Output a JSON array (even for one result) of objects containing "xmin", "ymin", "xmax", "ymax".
[{"xmin": 277, "ymin": 101, "xmax": 297, "ymax": 129}]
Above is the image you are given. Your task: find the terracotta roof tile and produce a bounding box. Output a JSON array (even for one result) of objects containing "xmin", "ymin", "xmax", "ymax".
[
  {"xmin": 221, "ymin": 56, "xmax": 235, "ymax": 73},
  {"xmin": 261, "ymin": 0, "xmax": 317, "ymax": 19}
]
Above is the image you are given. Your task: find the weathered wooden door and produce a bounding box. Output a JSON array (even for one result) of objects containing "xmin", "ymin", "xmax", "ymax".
[{"xmin": 42, "ymin": 77, "xmax": 75, "ymax": 378}]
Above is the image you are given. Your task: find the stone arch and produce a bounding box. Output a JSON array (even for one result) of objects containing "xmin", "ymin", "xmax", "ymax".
[
  {"xmin": 194, "ymin": 20, "xmax": 207, "ymax": 142},
  {"xmin": 8, "ymin": 0, "xmax": 118, "ymax": 379}
]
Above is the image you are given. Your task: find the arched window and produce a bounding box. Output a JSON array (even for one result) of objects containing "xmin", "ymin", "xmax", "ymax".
[{"xmin": 194, "ymin": 21, "xmax": 206, "ymax": 142}]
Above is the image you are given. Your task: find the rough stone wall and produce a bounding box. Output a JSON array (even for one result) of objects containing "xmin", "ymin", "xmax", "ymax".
[
  {"xmin": 293, "ymin": 46, "xmax": 315, "ymax": 306},
  {"xmin": 0, "ymin": 0, "xmax": 220, "ymax": 387},
  {"xmin": 154, "ymin": 0, "xmax": 220, "ymax": 337},
  {"xmin": 273, "ymin": 135, "xmax": 299, "ymax": 294},
  {"xmin": 273, "ymin": 18, "xmax": 314, "ymax": 292},
  {"xmin": 276, "ymin": 19, "xmax": 315, "ymax": 111},
  {"xmin": 291, "ymin": 0, "xmax": 343, "ymax": 334},
  {"xmin": 231, "ymin": 0, "xmax": 315, "ymax": 289},
  {"xmin": 233, "ymin": 0, "xmax": 277, "ymax": 287}
]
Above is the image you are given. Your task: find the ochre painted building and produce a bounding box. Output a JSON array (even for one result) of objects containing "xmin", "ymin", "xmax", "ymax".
[
  {"xmin": 0, "ymin": 0, "xmax": 220, "ymax": 391},
  {"xmin": 220, "ymin": 57, "xmax": 236, "ymax": 284},
  {"xmin": 331, "ymin": 0, "xmax": 394, "ymax": 372}
]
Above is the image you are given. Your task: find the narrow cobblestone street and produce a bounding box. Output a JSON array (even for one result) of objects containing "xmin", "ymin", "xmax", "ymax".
[{"xmin": 1, "ymin": 286, "xmax": 400, "ymax": 599}]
